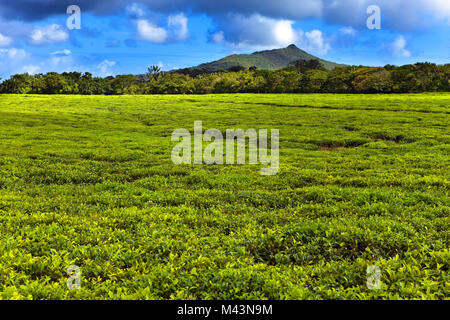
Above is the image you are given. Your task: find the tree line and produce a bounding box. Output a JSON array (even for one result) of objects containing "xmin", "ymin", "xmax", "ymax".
[{"xmin": 0, "ymin": 61, "xmax": 448, "ymax": 95}]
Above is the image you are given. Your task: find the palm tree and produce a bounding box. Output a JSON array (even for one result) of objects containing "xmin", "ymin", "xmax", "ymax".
[{"xmin": 147, "ymin": 65, "xmax": 163, "ymax": 81}]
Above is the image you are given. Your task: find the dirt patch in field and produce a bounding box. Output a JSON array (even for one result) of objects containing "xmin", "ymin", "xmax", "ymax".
[
  {"xmin": 368, "ymin": 133, "xmax": 416, "ymax": 144},
  {"xmin": 314, "ymin": 139, "xmax": 369, "ymax": 151}
]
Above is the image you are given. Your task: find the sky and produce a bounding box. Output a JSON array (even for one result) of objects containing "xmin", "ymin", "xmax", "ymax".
[{"xmin": 0, "ymin": 0, "xmax": 449, "ymax": 79}]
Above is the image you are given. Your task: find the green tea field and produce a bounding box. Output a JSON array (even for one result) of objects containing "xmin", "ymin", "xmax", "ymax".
[{"xmin": 0, "ymin": 93, "xmax": 448, "ymax": 299}]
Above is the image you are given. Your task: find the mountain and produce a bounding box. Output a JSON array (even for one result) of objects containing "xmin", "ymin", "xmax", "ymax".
[{"xmin": 175, "ymin": 44, "xmax": 346, "ymax": 74}]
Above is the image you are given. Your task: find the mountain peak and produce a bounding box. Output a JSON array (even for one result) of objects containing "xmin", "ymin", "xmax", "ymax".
[{"xmin": 175, "ymin": 45, "xmax": 346, "ymax": 74}]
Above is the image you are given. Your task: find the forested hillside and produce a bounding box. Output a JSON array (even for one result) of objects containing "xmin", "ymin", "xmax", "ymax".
[{"xmin": 173, "ymin": 44, "xmax": 346, "ymax": 74}]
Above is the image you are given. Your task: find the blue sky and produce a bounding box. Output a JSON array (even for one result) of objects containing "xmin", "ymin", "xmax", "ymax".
[{"xmin": 0, "ymin": 0, "xmax": 448, "ymax": 79}]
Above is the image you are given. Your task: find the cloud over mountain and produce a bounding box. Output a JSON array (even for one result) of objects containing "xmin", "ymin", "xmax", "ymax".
[{"xmin": 210, "ymin": 13, "xmax": 331, "ymax": 55}]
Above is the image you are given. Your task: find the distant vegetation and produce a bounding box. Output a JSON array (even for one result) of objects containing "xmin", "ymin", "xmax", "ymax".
[{"xmin": 0, "ymin": 62, "xmax": 449, "ymax": 95}]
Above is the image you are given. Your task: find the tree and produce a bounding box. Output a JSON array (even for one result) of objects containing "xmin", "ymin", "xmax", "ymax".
[
  {"xmin": 111, "ymin": 75, "xmax": 140, "ymax": 94},
  {"xmin": 61, "ymin": 72, "xmax": 82, "ymax": 94},
  {"xmin": 192, "ymin": 74, "xmax": 220, "ymax": 94},
  {"xmin": 226, "ymin": 65, "xmax": 246, "ymax": 72},
  {"xmin": 147, "ymin": 65, "xmax": 164, "ymax": 81},
  {"xmin": 289, "ymin": 59, "xmax": 324, "ymax": 73},
  {"xmin": 352, "ymin": 67, "xmax": 393, "ymax": 93},
  {"xmin": 304, "ymin": 69, "xmax": 328, "ymax": 93},
  {"xmin": 1, "ymin": 73, "xmax": 35, "ymax": 94},
  {"xmin": 323, "ymin": 67, "xmax": 356, "ymax": 93}
]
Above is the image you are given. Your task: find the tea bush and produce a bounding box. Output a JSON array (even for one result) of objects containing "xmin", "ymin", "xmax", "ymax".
[{"xmin": 0, "ymin": 93, "xmax": 448, "ymax": 299}]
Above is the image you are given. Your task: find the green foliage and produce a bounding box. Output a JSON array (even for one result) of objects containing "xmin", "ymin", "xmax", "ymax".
[
  {"xmin": 0, "ymin": 93, "xmax": 448, "ymax": 300},
  {"xmin": 1, "ymin": 73, "xmax": 35, "ymax": 94},
  {"xmin": 352, "ymin": 68, "xmax": 393, "ymax": 93},
  {"xmin": 147, "ymin": 65, "xmax": 165, "ymax": 81},
  {"xmin": 1, "ymin": 62, "xmax": 448, "ymax": 95},
  {"xmin": 288, "ymin": 58, "xmax": 325, "ymax": 73},
  {"xmin": 144, "ymin": 74, "xmax": 195, "ymax": 94},
  {"xmin": 111, "ymin": 75, "xmax": 141, "ymax": 95}
]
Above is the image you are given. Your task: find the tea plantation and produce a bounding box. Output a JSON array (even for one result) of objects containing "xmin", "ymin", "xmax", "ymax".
[{"xmin": 0, "ymin": 93, "xmax": 448, "ymax": 299}]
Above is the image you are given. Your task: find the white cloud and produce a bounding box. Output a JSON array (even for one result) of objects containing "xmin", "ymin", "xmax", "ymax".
[
  {"xmin": 420, "ymin": 0, "xmax": 450, "ymax": 24},
  {"xmin": 168, "ymin": 13, "xmax": 188, "ymax": 40},
  {"xmin": 97, "ymin": 59, "xmax": 116, "ymax": 76},
  {"xmin": 274, "ymin": 20, "xmax": 298, "ymax": 46},
  {"xmin": 137, "ymin": 19, "xmax": 168, "ymax": 43},
  {"xmin": 339, "ymin": 26, "xmax": 356, "ymax": 36},
  {"xmin": 211, "ymin": 13, "xmax": 331, "ymax": 54},
  {"xmin": 48, "ymin": 54, "xmax": 74, "ymax": 70},
  {"xmin": 298, "ymin": 29, "xmax": 331, "ymax": 56},
  {"xmin": 0, "ymin": 47, "xmax": 100, "ymax": 79},
  {"xmin": 28, "ymin": 24, "xmax": 68, "ymax": 45},
  {"xmin": 0, "ymin": 48, "xmax": 31, "ymax": 78},
  {"xmin": 51, "ymin": 49, "xmax": 71, "ymax": 56},
  {"xmin": 0, "ymin": 48, "xmax": 28, "ymax": 60},
  {"xmin": 126, "ymin": 3, "xmax": 146, "ymax": 18},
  {"xmin": 135, "ymin": 12, "xmax": 189, "ymax": 43},
  {"xmin": 212, "ymin": 31, "xmax": 224, "ymax": 44},
  {"xmin": 0, "ymin": 32, "xmax": 12, "ymax": 46},
  {"xmin": 22, "ymin": 64, "xmax": 40, "ymax": 74},
  {"xmin": 212, "ymin": 14, "xmax": 298, "ymax": 50},
  {"xmin": 390, "ymin": 35, "xmax": 411, "ymax": 58}
]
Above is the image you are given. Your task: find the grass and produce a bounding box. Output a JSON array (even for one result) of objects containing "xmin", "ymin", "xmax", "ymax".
[{"xmin": 0, "ymin": 93, "xmax": 448, "ymax": 300}]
